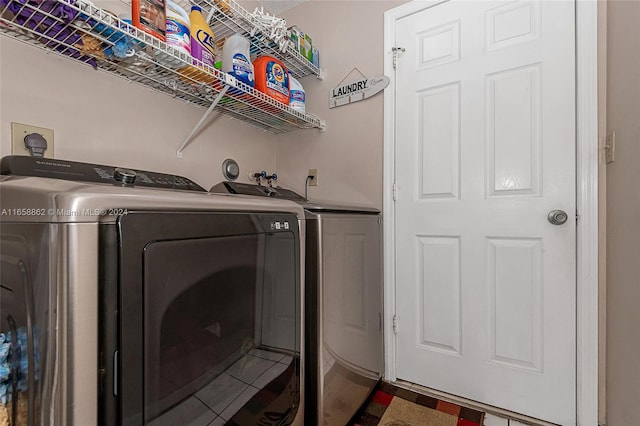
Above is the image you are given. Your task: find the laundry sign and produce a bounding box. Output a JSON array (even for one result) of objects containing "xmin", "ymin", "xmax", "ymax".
[{"xmin": 329, "ymin": 69, "xmax": 390, "ymax": 108}]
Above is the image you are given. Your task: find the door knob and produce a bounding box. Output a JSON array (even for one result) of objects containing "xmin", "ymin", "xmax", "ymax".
[{"xmin": 548, "ymin": 209, "xmax": 568, "ymax": 225}]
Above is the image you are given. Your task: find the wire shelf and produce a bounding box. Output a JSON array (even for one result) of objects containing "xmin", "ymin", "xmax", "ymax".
[
  {"xmin": 197, "ymin": 0, "xmax": 321, "ymax": 79},
  {"xmin": 0, "ymin": 0, "xmax": 324, "ymax": 134}
]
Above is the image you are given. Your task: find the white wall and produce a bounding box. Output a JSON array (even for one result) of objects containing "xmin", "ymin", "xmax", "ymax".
[
  {"xmin": 274, "ymin": 0, "xmax": 407, "ymax": 209},
  {"xmin": 606, "ymin": 1, "xmax": 640, "ymax": 425},
  {"xmin": 0, "ymin": 36, "xmax": 277, "ymax": 190}
]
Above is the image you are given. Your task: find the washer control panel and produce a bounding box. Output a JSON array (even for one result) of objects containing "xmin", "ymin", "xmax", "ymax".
[{"xmin": 1, "ymin": 155, "xmax": 206, "ymax": 192}]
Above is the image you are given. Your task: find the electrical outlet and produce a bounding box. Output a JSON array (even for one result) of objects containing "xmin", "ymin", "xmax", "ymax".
[
  {"xmin": 11, "ymin": 122, "xmax": 54, "ymax": 158},
  {"xmin": 308, "ymin": 168, "xmax": 318, "ymax": 186}
]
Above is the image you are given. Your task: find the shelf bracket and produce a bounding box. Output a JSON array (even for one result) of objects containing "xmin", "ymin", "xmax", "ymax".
[{"xmin": 177, "ymin": 85, "xmax": 229, "ymax": 158}]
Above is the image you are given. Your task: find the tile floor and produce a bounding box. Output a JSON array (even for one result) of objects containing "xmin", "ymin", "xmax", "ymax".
[
  {"xmin": 149, "ymin": 349, "xmax": 293, "ymax": 426},
  {"xmin": 150, "ymin": 350, "xmax": 517, "ymax": 426}
]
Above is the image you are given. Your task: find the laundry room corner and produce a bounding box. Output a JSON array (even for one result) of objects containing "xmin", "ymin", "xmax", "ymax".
[{"xmin": 272, "ymin": 0, "xmax": 408, "ymax": 210}]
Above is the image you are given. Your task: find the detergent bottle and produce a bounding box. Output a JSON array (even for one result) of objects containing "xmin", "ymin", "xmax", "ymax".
[
  {"xmin": 288, "ymin": 72, "xmax": 305, "ymax": 113},
  {"xmin": 253, "ymin": 56, "xmax": 289, "ymax": 104},
  {"xmin": 189, "ymin": 5, "xmax": 215, "ymax": 68},
  {"xmin": 166, "ymin": 0, "xmax": 190, "ymax": 56},
  {"xmin": 222, "ymin": 33, "xmax": 254, "ymax": 87}
]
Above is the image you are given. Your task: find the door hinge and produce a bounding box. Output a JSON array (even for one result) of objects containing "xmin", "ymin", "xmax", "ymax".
[
  {"xmin": 604, "ymin": 131, "xmax": 615, "ymax": 164},
  {"xmin": 392, "ymin": 183, "xmax": 397, "ymax": 201},
  {"xmin": 392, "ymin": 47, "xmax": 405, "ymax": 70},
  {"xmin": 393, "ymin": 314, "xmax": 398, "ymax": 334}
]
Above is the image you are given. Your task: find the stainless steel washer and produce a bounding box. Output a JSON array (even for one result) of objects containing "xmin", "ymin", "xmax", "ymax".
[
  {"xmin": 0, "ymin": 156, "xmax": 305, "ymax": 426},
  {"xmin": 210, "ymin": 181, "xmax": 384, "ymax": 426}
]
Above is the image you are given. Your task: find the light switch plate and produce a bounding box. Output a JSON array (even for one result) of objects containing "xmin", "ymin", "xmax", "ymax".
[{"xmin": 11, "ymin": 122, "xmax": 55, "ymax": 158}]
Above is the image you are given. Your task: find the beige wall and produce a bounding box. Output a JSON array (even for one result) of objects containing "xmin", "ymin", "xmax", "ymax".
[
  {"xmin": 274, "ymin": 0, "xmax": 407, "ymax": 209},
  {"xmin": 0, "ymin": 37, "xmax": 277, "ymax": 190},
  {"xmin": 606, "ymin": 1, "xmax": 640, "ymax": 425}
]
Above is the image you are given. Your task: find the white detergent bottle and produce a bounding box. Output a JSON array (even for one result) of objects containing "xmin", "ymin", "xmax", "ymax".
[
  {"xmin": 222, "ymin": 33, "xmax": 254, "ymax": 87},
  {"xmin": 289, "ymin": 72, "xmax": 305, "ymax": 113}
]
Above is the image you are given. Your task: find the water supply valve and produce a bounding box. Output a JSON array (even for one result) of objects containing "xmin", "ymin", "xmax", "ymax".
[
  {"xmin": 266, "ymin": 173, "xmax": 277, "ymax": 186},
  {"xmin": 249, "ymin": 170, "xmax": 267, "ymax": 185},
  {"xmin": 249, "ymin": 171, "xmax": 277, "ymax": 186}
]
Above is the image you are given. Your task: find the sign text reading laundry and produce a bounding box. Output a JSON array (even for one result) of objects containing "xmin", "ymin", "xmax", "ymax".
[
  {"xmin": 332, "ymin": 80, "xmax": 369, "ymax": 97},
  {"xmin": 329, "ymin": 76, "xmax": 390, "ymax": 108}
]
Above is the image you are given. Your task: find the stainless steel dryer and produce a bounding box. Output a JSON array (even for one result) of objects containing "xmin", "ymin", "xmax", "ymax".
[
  {"xmin": 211, "ymin": 181, "xmax": 384, "ymax": 426},
  {"xmin": 0, "ymin": 156, "xmax": 305, "ymax": 426}
]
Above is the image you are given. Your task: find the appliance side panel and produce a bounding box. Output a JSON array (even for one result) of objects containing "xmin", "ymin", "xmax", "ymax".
[
  {"xmin": 317, "ymin": 213, "xmax": 383, "ymax": 426},
  {"xmin": 98, "ymin": 224, "xmax": 119, "ymax": 425},
  {"xmin": 304, "ymin": 216, "xmax": 321, "ymax": 426},
  {"xmin": 297, "ymin": 217, "xmax": 306, "ymax": 426},
  {"xmin": 60, "ymin": 223, "xmax": 99, "ymax": 425},
  {"xmin": 320, "ymin": 214, "xmax": 383, "ymax": 374}
]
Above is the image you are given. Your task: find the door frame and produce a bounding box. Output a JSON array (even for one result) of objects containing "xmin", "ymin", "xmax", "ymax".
[{"xmin": 382, "ymin": 1, "xmax": 599, "ymax": 424}]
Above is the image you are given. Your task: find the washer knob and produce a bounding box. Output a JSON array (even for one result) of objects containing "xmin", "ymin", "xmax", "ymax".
[{"xmin": 114, "ymin": 168, "xmax": 137, "ymax": 185}]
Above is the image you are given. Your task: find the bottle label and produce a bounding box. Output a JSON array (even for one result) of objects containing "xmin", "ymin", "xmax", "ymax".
[
  {"xmin": 166, "ymin": 19, "xmax": 190, "ymax": 54},
  {"xmin": 232, "ymin": 53, "xmax": 254, "ymax": 84},
  {"xmin": 265, "ymin": 61, "xmax": 289, "ymax": 97},
  {"xmin": 191, "ymin": 29, "xmax": 215, "ymax": 67},
  {"xmin": 290, "ymin": 89, "xmax": 305, "ymax": 102},
  {"xmin": 196, "ymin": 29, "xmax": 215, "ymax": 51}
]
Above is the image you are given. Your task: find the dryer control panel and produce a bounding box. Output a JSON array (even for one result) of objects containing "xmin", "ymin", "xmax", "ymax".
[
  {"xmin": 1, "ymin": 155, "xmax": 206, "ymax": 192},
  {"xmin": 210, "ymin": 181, "xmax": 307, "ymax": 201}
]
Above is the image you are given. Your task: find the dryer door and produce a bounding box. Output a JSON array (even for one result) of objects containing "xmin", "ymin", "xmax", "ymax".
[{"xmin": 116, "ymin": 211, "xmax": 301, "ymax": 426}]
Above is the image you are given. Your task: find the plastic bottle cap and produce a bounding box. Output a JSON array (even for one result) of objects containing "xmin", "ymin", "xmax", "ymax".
[{"xmin": 191, "ymin": 5, "xmax": 202, "ymax": 11}]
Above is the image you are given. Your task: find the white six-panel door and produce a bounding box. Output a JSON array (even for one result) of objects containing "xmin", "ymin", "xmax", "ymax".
[{"xmin": 393, "ymin": 1, "xmax": 576, "ymax": 424}]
